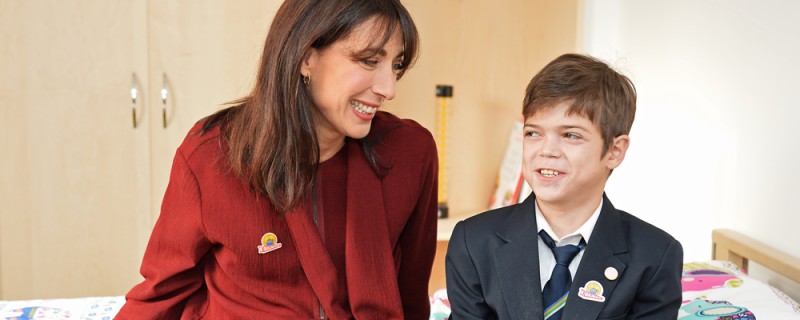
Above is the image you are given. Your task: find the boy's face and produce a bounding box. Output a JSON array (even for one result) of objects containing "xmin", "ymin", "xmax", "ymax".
[{"xmin": 522, "ymin": 101, "xmax": 628, "ymax": 210}]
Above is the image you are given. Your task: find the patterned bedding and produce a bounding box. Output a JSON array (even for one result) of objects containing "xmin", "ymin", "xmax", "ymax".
[
  {"xmin": 0, "ymin": 296, "xmax": 123, "ymax": 320},
  {"xmin": 680, "ymin": 260, "xmax": 799, "ymax": 319}
]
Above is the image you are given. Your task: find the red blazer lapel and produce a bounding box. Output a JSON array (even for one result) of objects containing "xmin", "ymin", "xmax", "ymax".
[
  {"xmin": 285, "ymin": 204, "xmax": 350, "ymax": 319},
  {"xmin": 345, "ymin": 140, "xmax": 404, "ymax": 319}
]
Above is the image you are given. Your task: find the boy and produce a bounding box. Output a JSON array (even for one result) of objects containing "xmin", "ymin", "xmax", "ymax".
[{"xmin": 445, "ymin": 53, "xmax": 683, "ymax": 319}]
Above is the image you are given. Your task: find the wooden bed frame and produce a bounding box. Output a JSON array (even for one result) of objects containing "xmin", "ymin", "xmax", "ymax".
[{"xmin": 712, "ymin": 229, "xmax": 800, "ymax": 284}]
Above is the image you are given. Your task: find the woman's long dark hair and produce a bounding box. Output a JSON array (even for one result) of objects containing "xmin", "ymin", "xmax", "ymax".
[{"xmin": 202, "ymin": 0, "xmax": 419, "ymax": 214}]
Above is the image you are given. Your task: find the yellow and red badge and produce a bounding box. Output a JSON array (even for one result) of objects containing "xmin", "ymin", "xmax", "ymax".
[{"xmin": 257, "ymin": 232, "xmax": 282, "ymax": 254}]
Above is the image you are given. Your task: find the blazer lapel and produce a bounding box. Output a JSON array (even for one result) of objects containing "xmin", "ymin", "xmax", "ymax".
[
  {"xmin": 563, "ymin": 194, "xmax": 628, "ymax": 320},
  {"xmin": 285, "ymin": 202, "xmax": 349, "ymax": 319},
  {"xmin": 493, "ymin": 194, "xmax": 545, "ymax": 320},
  {"xmin": 344, "ymin": 139, "xmax": 403, "ymax": 319}
]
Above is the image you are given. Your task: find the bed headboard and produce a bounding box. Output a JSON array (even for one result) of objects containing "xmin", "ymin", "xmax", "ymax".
[{"xmin": 712, "ymin": 229, "xmax": 800, "ymax": 284}]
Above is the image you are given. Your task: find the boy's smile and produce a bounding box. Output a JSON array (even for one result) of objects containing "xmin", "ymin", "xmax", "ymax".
[{"xmin": 522, "ymin": 100, "xmax": 628, "ymax": 215}]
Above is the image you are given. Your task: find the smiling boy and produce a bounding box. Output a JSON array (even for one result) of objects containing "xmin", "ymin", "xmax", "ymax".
[{"xmin": 446, "ymin": 53, "xmax": 683, "ymax": 319}]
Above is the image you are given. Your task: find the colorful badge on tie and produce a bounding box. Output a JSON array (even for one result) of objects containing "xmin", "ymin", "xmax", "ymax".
[
  {"xmin": 578, "ymin": 280, "xmax": 607, "ymax": 303},
  {"xmin": 257, "ymin": 232, "xmax": 283, "ymax": 254}
]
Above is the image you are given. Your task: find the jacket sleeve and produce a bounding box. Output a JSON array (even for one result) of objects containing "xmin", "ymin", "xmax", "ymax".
[
  {"xmin": 116, "ymin": 149, "xmax": 212, "ymax": 319},
  {"xmin": 446, "ymin": 221, "xmax": 498, "ymax": 320},
  {"xmin": 395, "ymin": 136, "xmax": 439, "ymax": 319},
  {"xmin": 629, "ymin": 238, "xmax": 684, "ymax": 319}
]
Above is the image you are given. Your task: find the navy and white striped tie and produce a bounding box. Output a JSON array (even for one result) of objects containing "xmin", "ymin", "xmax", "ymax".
[{"xmin": 540, "ymin": 230, "xmax": 585, "ymax": 320}]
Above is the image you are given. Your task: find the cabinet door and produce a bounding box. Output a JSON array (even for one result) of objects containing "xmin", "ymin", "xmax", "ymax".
[
  {"xmin": 0, "ymin": 1, "xmax": 151, "ymax": 299},
  {"xmin": 147, "ymin": 1, "xmax": 282, "ymax": 220}
]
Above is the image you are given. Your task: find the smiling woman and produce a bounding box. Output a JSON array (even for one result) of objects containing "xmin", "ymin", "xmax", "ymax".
[
  {"xmin": 301, "ymin": 16, "xmax": 406, "ymax": 160},
  {"xmin": 115, "ymin": 0, "xmax": 438, "ymax": 319}
]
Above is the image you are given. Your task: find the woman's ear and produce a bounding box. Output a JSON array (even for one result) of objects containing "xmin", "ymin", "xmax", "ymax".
[
  {"xmin": 606, "ymin": 135, "xmax": 630, "ymax": 170},
  {"xmin": 300, "ymin": 48, "xmax": 319, "ymax": 77}
]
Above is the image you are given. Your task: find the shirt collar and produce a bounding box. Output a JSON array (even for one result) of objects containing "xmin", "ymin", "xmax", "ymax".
[{"xmin": 535, "ymin": 198, "xmax": 603, "ymax": 246}]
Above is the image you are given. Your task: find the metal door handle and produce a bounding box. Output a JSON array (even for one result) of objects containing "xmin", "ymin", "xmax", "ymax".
[
  {"xmin": 131, "ymin": 73, "xmax": 140, "ymax": 128},
  {"xmin": 161, "ymin": 73, "xmax": 168, "ymax": 128}
]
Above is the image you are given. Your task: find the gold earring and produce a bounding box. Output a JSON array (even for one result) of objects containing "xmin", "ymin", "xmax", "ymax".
[{"xmin": 302, "ymin": 74, "xmax": 310, "ymax": 85}]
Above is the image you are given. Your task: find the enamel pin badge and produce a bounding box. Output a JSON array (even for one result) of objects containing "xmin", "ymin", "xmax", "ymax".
[
  {"xmin": 604, "ymin": 267, "xmax": 619, "ymax": 281},
  {"xmin": 257, "ymin": 232, "xmax": 283, "ymax": 254},
  {"xmin": 578, "ymin": 280, "xmax": 607, "ymax": 302}
]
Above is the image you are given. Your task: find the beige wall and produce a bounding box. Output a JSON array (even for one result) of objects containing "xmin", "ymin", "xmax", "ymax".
[
  {"xmin": 388, "ymin": 0, "xmax": 579, "ymax": 218},
  {"xmin": 581, "ymin": 0, "xmax": 800, "ymax": 301}
]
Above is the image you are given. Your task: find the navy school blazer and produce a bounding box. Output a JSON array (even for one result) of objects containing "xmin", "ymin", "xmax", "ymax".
[{"xmin": 445, "ymin": 193, "xmax": 683, "ymax": 320}]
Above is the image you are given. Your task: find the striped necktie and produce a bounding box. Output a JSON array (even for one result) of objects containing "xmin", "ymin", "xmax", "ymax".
[{"xmin": 540, "ymin": 230, "xmax": 585, "ymax": 320}]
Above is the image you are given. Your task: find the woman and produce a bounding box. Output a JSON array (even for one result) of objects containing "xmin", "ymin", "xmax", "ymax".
[{"xmin": 115, "ymin": 0, "xmax": 438, "ymax": 319}]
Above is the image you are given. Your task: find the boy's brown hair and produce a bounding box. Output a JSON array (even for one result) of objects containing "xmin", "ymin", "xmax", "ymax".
[{"xmin": 522, "ymin": 53, "xmax": 636, "ymax": 154}]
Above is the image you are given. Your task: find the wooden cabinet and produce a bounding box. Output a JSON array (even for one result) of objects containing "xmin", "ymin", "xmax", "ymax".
[
  {"xmin": 145, "ymin": 2, "xmax": 279, "ymax": 220},
  {"xmin": 0, "ymin": 0, "xmax": 281, "ymax": 300},
  {"xmin": 0, "ymin": 0, "xmax": 149, "ymax": 300}
]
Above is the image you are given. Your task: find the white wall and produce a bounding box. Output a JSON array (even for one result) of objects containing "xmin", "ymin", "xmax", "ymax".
[{"xmin": 580, "ymin": 0, "xmax": 800, "ymax": 266}]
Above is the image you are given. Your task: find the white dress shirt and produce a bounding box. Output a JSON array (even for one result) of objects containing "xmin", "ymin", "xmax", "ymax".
[{"xmin": 536, "ymin": 199, "xmax": 603, "ymax": 290}]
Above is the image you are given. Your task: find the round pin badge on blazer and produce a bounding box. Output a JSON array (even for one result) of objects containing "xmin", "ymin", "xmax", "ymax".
[
  {"xmin": 258, "ymin": 232, "xmax": 283, "ymax": 254},
  {"xmin": 604, "ymin": 267, "xmax": 619, "ymax": 281}
]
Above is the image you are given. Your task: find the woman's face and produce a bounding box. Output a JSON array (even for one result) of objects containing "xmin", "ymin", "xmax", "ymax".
[{"xmin": 302, "ymin": 17, "xmax": 405, "ymax": 144}]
